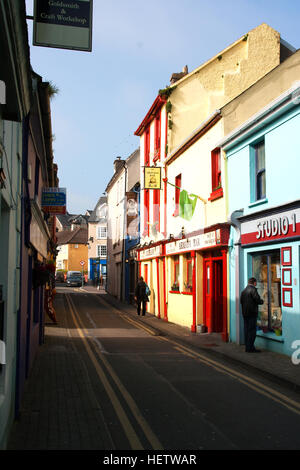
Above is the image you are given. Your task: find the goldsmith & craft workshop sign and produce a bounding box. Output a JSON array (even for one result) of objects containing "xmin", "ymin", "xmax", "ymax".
[
  {"xmin": 42, "ymin": 187, "xmax": 67, "ymax": 214},
  {"xmin": 33, "ymin": 0, "xmax": 93, "ymax": 51}
]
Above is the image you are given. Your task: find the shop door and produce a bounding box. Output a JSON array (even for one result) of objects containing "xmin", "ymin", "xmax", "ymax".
[
  {"xmin": 252, "ymin": 251, "xmax": 282, "ymax": 335},
  {"xmin": 204, "ymin": 259, "xmax": 223, "ymax": 333}
]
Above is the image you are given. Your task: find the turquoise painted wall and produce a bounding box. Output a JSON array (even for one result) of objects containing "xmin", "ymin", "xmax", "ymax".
[
  {"xmin": 0, "ymin": 119, "xmax": 22, "ymax": 448},
  {"xmin": 226, "ymin": 103, "xmax": 300, "ymax": 356}
]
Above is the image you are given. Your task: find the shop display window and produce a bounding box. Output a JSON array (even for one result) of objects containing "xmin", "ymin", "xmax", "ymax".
[
  {"xmin": 183, "ymin": 253, "xmax": 193, "ymax": 293},
  {"xmin": 171, "ymin": 256, "xmax": 180, "ymax": 291},
  {"xmin": 252, "ymin": 251, "xmax": 282, "ymax": 336}
]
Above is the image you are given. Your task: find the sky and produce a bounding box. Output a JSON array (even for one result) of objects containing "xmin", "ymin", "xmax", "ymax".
[{"xmin": 25, "ymin": 0, "xmax": 300, "ymax": 214}]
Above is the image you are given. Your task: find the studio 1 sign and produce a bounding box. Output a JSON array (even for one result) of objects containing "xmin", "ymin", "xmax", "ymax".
[
  {"xmin": 241, "ymin": 207, "xmax": 300, "ymax": 245},
  {"xmin": 33, "ymin": 0, "xmax": 93, "ymax": 52}
]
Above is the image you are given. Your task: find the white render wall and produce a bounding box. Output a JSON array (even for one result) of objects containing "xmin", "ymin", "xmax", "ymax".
[{"xmin": 166, "ymin": 119, "xmax": 226, "ymax": 238}]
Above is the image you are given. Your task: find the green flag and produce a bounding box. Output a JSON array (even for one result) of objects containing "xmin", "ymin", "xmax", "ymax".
[{"xmin": 179, "ymin": 190, "xmax": 198, "ymax": 221}]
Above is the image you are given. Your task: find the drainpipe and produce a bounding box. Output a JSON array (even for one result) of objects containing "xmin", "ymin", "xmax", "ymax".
[
  {"xmin": 121, "ymin": 162, "xmax": 128, "ymax": 302},
  {"xmin": 229, "ymin": 209, "xmax": 244, "ymax": 345}
]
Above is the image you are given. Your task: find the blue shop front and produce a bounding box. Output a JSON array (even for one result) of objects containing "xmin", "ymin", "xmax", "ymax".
[{"xmin": 237, "ymin": 202, "xmax": 300, "ymax": 356}]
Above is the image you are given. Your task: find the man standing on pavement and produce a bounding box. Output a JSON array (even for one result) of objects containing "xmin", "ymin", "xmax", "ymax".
[
  {"xmin": 134, "ymin": 276, "xmax": 149, "ymax": 316},
  {"xmin": 240, "ymin": 277, "xmax": 264, "ymax": 353}
]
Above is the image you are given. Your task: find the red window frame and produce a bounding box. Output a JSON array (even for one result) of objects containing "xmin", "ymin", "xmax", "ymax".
[
  {"xmin": 154, "ymin": 111, "xmax": 161, "ymax": 161},
  {"xmin": 173, "ymin": 174, "xmax": 181, "ymax": 217},
  {"xmin": 144, "ymin": 127, "xmax": 150, "ymax": 166},
  {"xmin": 209, "ymin": 147, "xmax": 223, "ymax": 201}
]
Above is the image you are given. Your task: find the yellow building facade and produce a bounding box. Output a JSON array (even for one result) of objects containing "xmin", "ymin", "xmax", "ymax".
[{"xmin": 56, "ymin": 228, "xmax": 88, "ymax": 274}]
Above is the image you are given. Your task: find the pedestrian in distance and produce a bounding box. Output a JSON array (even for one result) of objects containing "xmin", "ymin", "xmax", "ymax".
[
  {"xmin": 240, "ymin": 277, "xmax": 264, "ymax": 353},
  {"xmin": 134, "ymin": 276, "xmax": 150, "ymax": 316}
]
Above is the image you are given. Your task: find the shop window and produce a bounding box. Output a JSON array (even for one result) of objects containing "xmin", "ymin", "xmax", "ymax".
[
  {"xmin": 251, "ymin": 140, "xmax": 266, "ymax": 202},
  {"xmin": 183, "ymin": 253, "xmax": 193, "ymax": 293},
  {"xmin": 252, "ymin": 251, "xmax": 282, "ymax": 335},
  {"xmin": 171, "ymin": 256, "xmax": 180, "ymax": 291},
  {"xmin": 173, "ymin": 174, "xmax": 181, "ymax": 217}
]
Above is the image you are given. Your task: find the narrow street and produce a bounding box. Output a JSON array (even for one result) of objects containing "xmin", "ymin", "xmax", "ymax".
[{"xmin": 7, "ymin": 288, "xmax": 300, "ymax": 452}]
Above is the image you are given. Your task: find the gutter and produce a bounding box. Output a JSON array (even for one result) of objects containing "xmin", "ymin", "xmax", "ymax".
[{"xmin": 228, "ymin": 209, "xmax": 244, "ymax": 345}]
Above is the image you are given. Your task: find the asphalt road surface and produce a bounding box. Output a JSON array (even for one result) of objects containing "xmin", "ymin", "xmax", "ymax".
[{"xmin": 49, "ymin": 288, "xmax": 300, "ymax": 451}]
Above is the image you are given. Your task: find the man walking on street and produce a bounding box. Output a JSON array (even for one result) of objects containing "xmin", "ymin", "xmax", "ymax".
[
  {"xmin": 240, "ymin": 277, "xmax": 264, "ymax": 353},
  {"xmin": 134, "ymin": 276, "xmax": 149, "ymax": 316}
]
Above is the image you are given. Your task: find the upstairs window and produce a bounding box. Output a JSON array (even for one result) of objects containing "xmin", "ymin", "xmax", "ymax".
[
  {"xmin": 97, "ymin": 245, "xmax": 107, "ymax": 257},
  {"xmin": 144, "ymin": 127, "xmax": 150, "ymax": 166},
  {"xmin": 97, "ymin": 226, "xmax": 107, "ymax": 239},
  {"xmin": 173, "ymin": 174, "xmax": 181, "ymax": 217},
  {"xmin": 254, "ymin": 140, "xmax": 266, "ymax": 201},
  {"xmin": 208, "ymin": 147, "xmax": 223, "ymax": 202},
  {"xmin": 154, "ymin": 112, "xmax": 161, "ymax": 161}
]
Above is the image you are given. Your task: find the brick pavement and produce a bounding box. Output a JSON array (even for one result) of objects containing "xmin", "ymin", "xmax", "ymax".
[{"xmin": 7, "ymin": 292, "xmax": 114, "ymax": 450}]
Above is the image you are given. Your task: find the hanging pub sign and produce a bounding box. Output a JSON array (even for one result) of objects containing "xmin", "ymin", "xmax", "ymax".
[
  {"xmin": 33, "ymin": 0, "xmax": 93, "ymax": 52},
  {"xmin": 144, "ymin": 166, "xmax": 161, "ymax": 190},
  {"xmin": 42, "ymin": 187, "xmax": 67, "ymax": 214}
]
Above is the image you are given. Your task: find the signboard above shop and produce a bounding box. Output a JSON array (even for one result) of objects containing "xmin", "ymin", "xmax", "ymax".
[
  {"xmin": 33, "ymin": 0, "xmax": 93, "ymax": 51},
  {"xmin": 42, "ymin": 187, "xmax": 67, "ymax": 214}
]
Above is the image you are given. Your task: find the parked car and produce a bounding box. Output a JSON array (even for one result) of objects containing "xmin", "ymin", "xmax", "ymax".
[
  {"xmin": 55, "ymin": 271, "xmax": 65, "ymax": 283},
  {"xmin": 66, "ymin": 271, "xmax": 83, "ymax": 287}
]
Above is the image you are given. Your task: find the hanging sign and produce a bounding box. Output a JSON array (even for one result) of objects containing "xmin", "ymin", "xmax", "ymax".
[
  {"xmin": 33, "ymin": 0, "xmax": 93, "ymax": 52},
  {"xmin": 42, "ymin": 187, "xmax": 67, "ymax": 214},
  {"xmin": 144, "ymin": 166, "xmax": 161, "ymax": 189}
]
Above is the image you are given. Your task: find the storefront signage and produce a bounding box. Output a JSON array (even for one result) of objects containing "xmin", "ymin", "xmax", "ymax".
[
  {"xmin": 139, "ymin": 245, "xmax": 162, "ymax": 260},
  {"xmin": 33, "ymin": 0, "xmax": 93, "ymax": 52},
  {"xmin": 144, "ymin": 166, "xmax": 161, "ymax": 189},
  {"xmin": 42, "ymin": 187, "xmax": 67, "ymax": 214},
  {"xmin": 165, "ymin": 231, "xmax": 219, "ymax": 256},
  {"xmin": 241, "ymin": 207, "xmax": 300, "ymax": 246}
]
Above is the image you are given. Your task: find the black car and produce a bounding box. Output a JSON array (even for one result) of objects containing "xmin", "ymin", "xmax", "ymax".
[{"xmin": 66, "ymin": 271, "xmax": 83, "ymax": 287}]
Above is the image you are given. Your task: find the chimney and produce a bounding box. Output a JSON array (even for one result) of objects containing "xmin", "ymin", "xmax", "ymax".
[
  {"xmin": 114, "ymin": 156, "xmax": 125, "ymax": 173},
  {"xmin": 170, "ymin": 65, "xmax": 189, "ymax": 85}
]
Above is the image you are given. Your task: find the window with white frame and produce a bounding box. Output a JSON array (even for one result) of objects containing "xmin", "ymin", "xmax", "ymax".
[
  {"xmin": 97, "ymin": 225, "xmax": 107, "ymax": 239},
  {"xmin": 97, "ymin": 245, "xmax": 107, "ymax": 257}
]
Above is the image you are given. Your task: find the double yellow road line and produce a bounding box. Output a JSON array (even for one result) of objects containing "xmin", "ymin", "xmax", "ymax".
[
  {"xmin": 159, "ymin": 337, "xmax": 300, "ymax": 417},
  {"xmin": 94, "ymin": 292, "xmax": 300, "ymax": 417},
  {"xmin": 65, "ymin": 293, "xmax": 163, "ymax": 451}
]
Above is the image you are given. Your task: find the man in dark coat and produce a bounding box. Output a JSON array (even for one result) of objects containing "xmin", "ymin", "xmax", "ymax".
[
  {"xmin": 134, "ymin": 276, "xmax": 149, "ymax": 316},
  {"xmin": 240, "ymin": 277, "xmax": 264, "ymax": 353}
]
